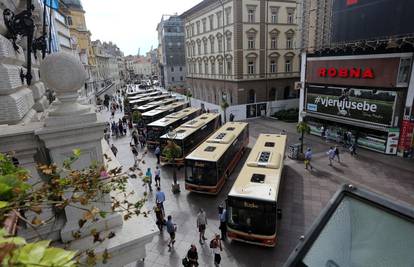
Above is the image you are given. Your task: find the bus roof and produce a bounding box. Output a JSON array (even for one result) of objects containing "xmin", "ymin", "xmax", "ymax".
[
  {"xmin": 126, "ymin": 88, "xmax": 156, "ymax": 96},
  {"xmin": 148, "ymin": 107, "xmax": 200, "ymax": 127},
  {"xmin": 142, "ymin": 101, "xmax": 188, "ymax": 117},
  {"xmin": 228, "ymin": 134, "xmax": 287, "ymax": 202},
  {"xmin": 130, "ymin": 93, "xmax": 169, "ymax": 105},
  {"xmin": 160, "ymin": 113, "xmax": 220, "ymax": 140},
  {"xmin": 185, "ymin": 122, "xmax": 248, "ymax": 162},
  {"xmin": 128, "ymin": 91, "xmax": 159, "ymax": 99},
  {"xmin": 137, "ymin": 98, "xmax": 176, "ymax": 111}
]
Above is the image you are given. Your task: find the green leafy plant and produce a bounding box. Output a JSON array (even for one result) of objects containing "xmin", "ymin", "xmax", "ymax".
[
  {"xmin": 132, "ymin": 111, "xmax": 142, "ymax": 123},
  {"xmin": 162, "ymin": 141, "xmax": 182, "ymax": 185},
  {"xmin": 297, "ymin": 121, "xmax": 311, "ymax": 153},
  {"xmin": 0, "ymin": 228, "xmax": 77, "ymax": 266},
  {"xmin": 0, "ymin": 150, "xmax": 149, "ymax": 266}
]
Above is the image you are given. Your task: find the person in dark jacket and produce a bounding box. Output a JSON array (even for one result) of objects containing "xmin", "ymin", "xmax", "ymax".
[{"xmin": 186, "ymin": 244, "xmax": 199, "ymax": 266}]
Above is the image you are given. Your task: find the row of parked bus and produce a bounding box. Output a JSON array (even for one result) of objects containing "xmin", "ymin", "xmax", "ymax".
[{"xmin": 126, "ymin": 90, "xmax": 287, "ymax": 248}]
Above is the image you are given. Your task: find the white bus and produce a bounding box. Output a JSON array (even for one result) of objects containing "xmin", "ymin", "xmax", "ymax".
[
  {"xmin": 146, "ymin": 107, "xmax": 201, "ymax": 148},
  {"xmin": 159, "ymin": 113, "xmax": 222, "ymax": 165},
  {"xmin": 226, "ymin": 133, "xmax": 287, "ymax": 247},
  {"xmin": 141, "ymin": 101, "xmax": 189, "ymax": 125},
  {"xmin": 185, "ymin": 122, "xmax": 249, "ymax": 194}
]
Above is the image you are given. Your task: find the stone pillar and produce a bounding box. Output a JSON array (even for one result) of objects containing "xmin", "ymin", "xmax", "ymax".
[{"xmin": 36, "ymin": 52, "xmax": 122, "ymax": 242}]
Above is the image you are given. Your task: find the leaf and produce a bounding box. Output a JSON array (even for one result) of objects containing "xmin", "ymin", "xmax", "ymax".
[
  {"xmin": 31, "ymin": 217, "xmax": 43, "ymax": 226},
  {"xmin": 39, "ymin": 247, "xmax": 77, "ymax": 266},
  {"xmin": 83, "ymin": 211, "xmax": 94, "ymax": 221},
  {"xmin": 102, "ymin": 249, "xmax": 111, "ymax": 264},
  {"xmin": 73, "ymin": 149, "xmax": 81, "ymax": 157},
  {"xmin": 12, "ymin": 240, "xmax": 50, "ymax": 264},
  {"xmin": 30, "ymin": 205, "xmax": 42, "ymax": 214},
  {"xmin": 99, "ymin": 211, "xmax": 107, "ymax": 219},
  {"xmin": 0, "ymin": 201, "xmax": 8, "ymax": 209},
  {"xmin": 93, "ymin": 232, "xmax": 103, "ymax": 243}
]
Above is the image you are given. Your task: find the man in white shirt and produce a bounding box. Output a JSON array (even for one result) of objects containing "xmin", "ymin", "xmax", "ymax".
[
  {"xmin": 196, "ymin": 208, "xmax": 208, "ymax": 244},
  {"xmin": 155, "ymin": 187, "xmax": 166, "ymax": 214}
]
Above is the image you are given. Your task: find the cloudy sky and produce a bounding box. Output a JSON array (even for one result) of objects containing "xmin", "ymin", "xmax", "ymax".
[{"xmin": 82, "ymin": 0, "xmax": 199, "ymax": 56}]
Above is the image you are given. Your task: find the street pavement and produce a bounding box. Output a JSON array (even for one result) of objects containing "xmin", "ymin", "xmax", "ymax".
[{"xmin": 102, "ymin": 105, "xmax": 414, "ymax": 267}]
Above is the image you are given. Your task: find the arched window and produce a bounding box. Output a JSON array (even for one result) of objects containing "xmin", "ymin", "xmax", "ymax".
[{"xmin": 248, "ymin": 89, "xmax": 256, "ymax": 103}]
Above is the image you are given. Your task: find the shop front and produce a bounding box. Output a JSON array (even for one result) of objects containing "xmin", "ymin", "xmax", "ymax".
[{"xmin": 303, "ymin": 53, "xmax": 413, "ymax": 155}]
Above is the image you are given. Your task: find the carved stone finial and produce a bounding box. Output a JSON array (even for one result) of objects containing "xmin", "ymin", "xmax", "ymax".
[{"xmin": 40, "ymin": 52, "xmax": 90, "ymax": 117}]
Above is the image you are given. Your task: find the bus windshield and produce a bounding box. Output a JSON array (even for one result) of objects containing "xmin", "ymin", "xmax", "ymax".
[
  {"xmin": 227, "ymin": 197, "xmax": 277, "ymax": 236},
  {"xmin": 185, "ymin": 162, "xmax": 217, "ymax": 186}
]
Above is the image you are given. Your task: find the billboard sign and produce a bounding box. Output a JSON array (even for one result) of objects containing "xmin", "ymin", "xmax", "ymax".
[
  {"xmin": 306, "ymin": 56, "xmax": 402, "ymax": 88},
  {"xmin": 306, "ymin": 86, "xmax": 396, "ymax": 126},
  {"xmin": 332, "ymin": 0, "xmax": 414, "ymax": 43}
]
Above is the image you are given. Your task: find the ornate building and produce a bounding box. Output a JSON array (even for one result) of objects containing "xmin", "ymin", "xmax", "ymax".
[{"xmin": 181, "ymin": 0, "xmax": 300, "ymax": 107}]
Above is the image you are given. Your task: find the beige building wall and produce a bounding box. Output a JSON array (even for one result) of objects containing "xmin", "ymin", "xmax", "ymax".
[{"xmin": 183, "ymin": 0, "xmax": 300, "ymax": 105}]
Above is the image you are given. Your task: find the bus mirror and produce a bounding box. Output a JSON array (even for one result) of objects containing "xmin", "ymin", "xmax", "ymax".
[{"xmin": 277, "ymin": 208, "xmax": 282, "ymax": 220}]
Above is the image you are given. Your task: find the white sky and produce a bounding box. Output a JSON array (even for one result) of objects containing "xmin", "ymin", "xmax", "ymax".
[{"xmin": 82, "ymin": 0, "xmax": 200, "ymax": 56}]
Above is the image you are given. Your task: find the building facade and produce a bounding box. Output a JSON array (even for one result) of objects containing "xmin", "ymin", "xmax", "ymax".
[
  {"xmin": 61, "ymin": 0, "xmax": 98, "ymax": 101},
  {"xmin": 299, "ymin": 0, "xmax": 414, "ymax": 156},
  {"xmin": 91, "ymin": 40, "xmax": 122, "ymax": 95},
  {"xmin": 182, "ymin": 0, "xmax": 300, "ymax": 108},
  {"xmin": 157, "ymin": 15, "xmax": 187, "ymax": 89}
]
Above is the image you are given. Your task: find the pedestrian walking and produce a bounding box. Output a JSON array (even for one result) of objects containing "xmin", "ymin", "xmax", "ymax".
[
  {"xmin": 325, "ymin": 128, "xmax": 330, "ymax": 142},
  {"xmin": 327, "ymin": 147, "xmax": 335, "ymax": 166},
  {"xmin": 110, "ymin": 144, "xmax": 118, "ymax": 157},
  {"xmin": 139, "ymin": 134, "xmax": 145, "ymax": 148},
  {"xmin": 166, "ymin": 215, "xmax": 177, "ymax": 251},
  {"xmin": 154, "ymin": 203, "xmax": 165, "ymax": 231},
  {"xmin": 334, "ymin": 146, "xmax": 340, "ymax": 163},
  {"xmin": 210, "ymin": 234, "xmax": 223, "ymax": 266},
  {"xmin": 185, "ymin": 244, "xmax": 199, "ymax": 267},
  {"xmin": 155, "ymin": 145, "xmax": 161, "ymax": 164},
  {"xmin": 131, "ymin": 131, "xmax": 139, "ymax": 147},
  {"xmin": 229, "ymin": 113, "xmax": 235, "ymax": 122},
  {"xmin": 304, "ymin": 148, "xmax": 313, "ymax": 170},
  {"xmin": 197, "ymin": 208, "xmax": 208, "ymax": 244},
  {"xmin": 343, "ymin": 131, "xmax": 348, "ymax": 148},
  {"xmin": 130, "ymin": 143, "xmax": 138, "ymax": 166},
  {"xmin": 218, "ymin": 206, "xmax": 227, "ymax": 241},
  {"xmin": 155, "ymin": 186, "xmax": 165, "ymax": 213},
  {"xmin": 154, "ymin": 166, "xmax": 161, "ymax": 187},
  {"xmin": 145, "ymin": 167, "xmax": 153, "ymax": 191},
  {"xmin": 350, "ymin": 142, "xmax": 357, "ymax": 156}
]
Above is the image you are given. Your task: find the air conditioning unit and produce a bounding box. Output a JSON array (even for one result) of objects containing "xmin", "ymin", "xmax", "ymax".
[{"xmin": 294, "ymin": 82, "xmax": 303, "ymax": 90}]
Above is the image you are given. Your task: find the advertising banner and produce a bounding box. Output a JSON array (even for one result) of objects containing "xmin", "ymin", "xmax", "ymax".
[
  {"xmin": 306, "ymin": 86, "xmax": 396, "ymax": 126},
  {"xmin": 332, "ymin": 0, "xmax": 414, "ymax": 43},
  {"xmin": 397, "ymin": 119, "xmax": 414, "ymax": 153}
]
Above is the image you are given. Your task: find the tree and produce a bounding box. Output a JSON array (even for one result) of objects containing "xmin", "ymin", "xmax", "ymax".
[
  {"xmin": 221, "ymin": 99, "xmax": 229, "ymax": 123},
  {"xmin": 0, "ymin": 150, "xmax": 148, "ymax": 266},
  {"xmin": 297, "ymin": 121, "xmax": 311, "ymax": 153},
  {"xmin": 162, "ymin": 141, "xmax": 182, "ymax": 192},
  {"xmin": 132, "ymin": 111, "xmax": 142, "ymax": 124},
  {"xmin": 185, "ymin": 90, "xmax": 192, "ymax": 102}
]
